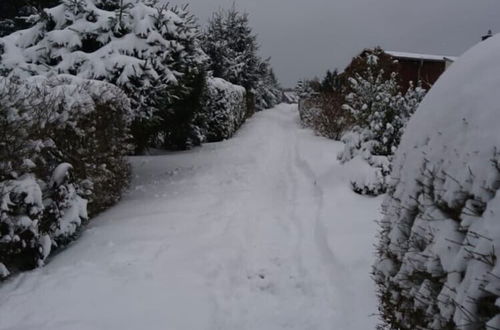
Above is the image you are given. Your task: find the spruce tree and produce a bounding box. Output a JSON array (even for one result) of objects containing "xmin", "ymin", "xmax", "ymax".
[
  {"xmin": 202, "ymin": 6, "xmax": 280, "ymax": 112},
  {"xmin": 339, "ymin": 51, "xmax": 427, "ymax": 195},
  {"xmin": 0, "ymin": 0, "xmax": 208, "ymax": 151},
  {"xmin": 320, "ymin": 69, "xmax": 340, "ymax": 93},
  {"xmin": 203, "ymin": 6, "xmax": 260, "ymax": 90},
  {"xmin": 0, "ymin": 0, "xmax": 60, "ymax": 37}
]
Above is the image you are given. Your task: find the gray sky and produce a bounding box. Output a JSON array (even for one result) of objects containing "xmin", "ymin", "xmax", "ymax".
[{"xmin": 169, "ymin": 0, "xmax": 500, "ymax": 87}]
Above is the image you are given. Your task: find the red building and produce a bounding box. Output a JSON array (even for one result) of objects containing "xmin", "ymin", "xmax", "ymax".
[{"xmin": 385, "ymin": 51, "xmax": 457, "ymax": 90}]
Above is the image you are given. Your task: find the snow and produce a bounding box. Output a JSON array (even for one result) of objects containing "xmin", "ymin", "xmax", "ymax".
[
  {"xmin": 208, "ymin": 77, "xmax": 245, "ymax": 94},
  {"xmin": 385, "ymin": 50, "xmax": 458, "ymax": 62},
  {"xmin": 7, "ymin": 174, "xmax": 44, "ymax": 211},
  {"xmin": 283, "ymin": 91, "xmax": 299, "ymax": 104},
  {"xmin": 0, "ymin": 104, "xmax": 382, "ymax": 330},
  {"xmin": 0, "ymin": 263, "xmax": 9, "ymax": 278},
  {"xmin": 347, "ymin": 155, "xmax": 387, "ymax": 196},
  {"xmin": 375, "ymin": 33, "xmax": 500, "ymax": 328},
  {"xmin": 50, "ymin": 163, "xmax": 73, "ymax": 188},
  {"xmin": 0, "ymin": 0, "xmax": 206, "ymax": 119}
]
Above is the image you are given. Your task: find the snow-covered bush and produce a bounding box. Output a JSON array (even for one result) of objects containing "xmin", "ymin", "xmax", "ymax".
[
  {"xmin": 0, "ymin": 75, "xmax": 131, "ymax": 277},
  {"xmin": 296, "ymin": 79, "xmax": 327, "ymax": 130},
  {"xmin": 342, "ymin": 69, "xmax": 400, "ymax": 156},
  {"xmin": 0, "ymin": 174, "xmax": 47, "ymax": 274},
  {"xmin": 338, "ymin": 61, "xmax": 425, "ymax": 196},
  {"xmin": 348, "ymin": 155, "xmax": 389, "ymax": 196},
  {"xmin": 374, "ymin": 34, "xmax": 500, "ymax": 329},
  {"xmin": 339, "ymin": 128, "xmax": 391, "ymax": 196},
  {"xmin": 298, "ymin": 97, "xmax": 321, "ymax": 129},
  {"xmin": 0, "ymin": 0, "xmax": 207, "ymax": 150},
  {"xmin": 197, "ymin": 77, "xmax": 247, "ymax": 142}
]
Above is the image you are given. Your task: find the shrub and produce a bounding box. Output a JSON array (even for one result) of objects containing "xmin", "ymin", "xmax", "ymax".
[
  {"xmin": 338, "ymin": 58, "xmax": 425, "ymax": 196},
  {"xmin": 298, "ymin": 96, "xmax": 321, "ymax": 129},
  {"xmin": 0, "ymin": 75, "xmax": 131, "ymax": 277},
  {"xmin": 312, "ymin": 91, "xmax": 353, "ymax": 140},
  {"xmin": 196, "ymin": 77, "xmax": 247, "ymax": 142},
  {"xmin": 297, "ymin": 72, "xmax": 353, "ymax": 141}
]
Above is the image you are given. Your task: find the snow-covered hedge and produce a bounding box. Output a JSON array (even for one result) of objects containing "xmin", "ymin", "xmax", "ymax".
[
  {"xmin": 198, "ymin": 77, "xmax": 247, "ymax": 142},
  {"xmin": 374, "ymin": 34, "xmax": 500, "ymax": 329},
  {"xmin": 0, "ymin": 75, "xmax": 131, "ymax": 277}
]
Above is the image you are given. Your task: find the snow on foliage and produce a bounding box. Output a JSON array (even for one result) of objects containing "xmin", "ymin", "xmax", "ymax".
[
  {"xmin": 202, "ymin": 7, "xmax": 260, "ymax": 91},
  {"xmin": 0, "ymin": 0, "xmax": 207, "ymax": 120},
  {"xmin": 1, "ymin": 1, "xmax": 279, "ymax": 151},
  {"xmin": 338, "ymin": 59, "xmax": 426, "ymax": 196},
  {"xmin": 198, "ymin": 77, "xmax": 247, "ymax": 142},
  {"xmin": 254, "ymin": 65, "xmax": 282, "ymax": 111},
  {"xmin": 374, "ymin": 34, "xmax": 500, "ymax": 329},
  {"xmin": 0, "ymin": 74, "xmax": 131, "ymax": 277},
  {"xmin": 296, "ymin": 79, "xmax": 322, "ymax": 129},
  {"xmin": 202, "ymin": 6, "xmax": 281, "ymax": 112}
]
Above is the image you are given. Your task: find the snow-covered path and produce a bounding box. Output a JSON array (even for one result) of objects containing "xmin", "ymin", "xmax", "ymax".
[{"xmin": 0, "ymin": 104, "xmax": 383, "ymax": 330}]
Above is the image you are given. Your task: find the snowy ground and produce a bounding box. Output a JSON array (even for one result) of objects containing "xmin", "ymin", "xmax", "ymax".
[{"xmin": 0, "ymin": 104, "xmax": 383, "ymax": 330}]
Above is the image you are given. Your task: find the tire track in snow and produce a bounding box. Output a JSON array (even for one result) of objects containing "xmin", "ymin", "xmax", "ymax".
[
  {"xmin": 292, "ymin": 138, "xmax": 354, "ymax": 326},
  {"xmin": 283, "ymin": 124, "xmax": 312, "ymax": 296}
]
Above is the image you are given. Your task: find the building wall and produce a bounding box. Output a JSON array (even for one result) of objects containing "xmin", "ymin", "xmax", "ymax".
[{"xmin": 396, "ymin": 59, "xmax": 447, "ymax": 90}]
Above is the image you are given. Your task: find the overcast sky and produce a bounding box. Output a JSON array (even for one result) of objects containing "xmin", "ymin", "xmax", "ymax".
[{"xmin": 169, "ymin": 0, "xmax": 500, "ymax": 87}]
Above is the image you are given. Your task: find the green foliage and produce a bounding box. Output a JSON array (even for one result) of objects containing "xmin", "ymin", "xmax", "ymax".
[
  {"xmin": 0, "ymin": 0, "xmax": 60, "ymax": 36},
  {"xmin": 202, "ymin": 6, "xmax": 281, "ymax": 113}
]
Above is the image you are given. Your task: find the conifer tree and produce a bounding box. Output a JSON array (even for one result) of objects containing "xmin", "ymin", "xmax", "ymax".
[
  {"xmin": 320, "ymin": 69, "xmax": 340, "ymax": 93},
  {"xmin": 0, "ymin": 0, "xmax": 60, "ymax": 37},
  {"xmin": 202, "ymin": 6, "xmax": 280, "ymax": 112},
  {"xmin": 339, "ymin": 51, "xmax": 427, "ymax": 195},
  {"xmin": 0, "ymin": 0, "xmax": 208, "ymax": 151},
  {"xmin": 203, "ymin": 6, "xmax": 260, "ymax": 90}
]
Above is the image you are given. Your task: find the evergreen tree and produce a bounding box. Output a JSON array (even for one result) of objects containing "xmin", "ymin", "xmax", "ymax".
[
  {"xmin": 0, "ymin": 0, "xmax": 60, "ymax": 37},
  {"xmin": 203, "ymin": 6, "xmax": 260, "ymax": 90},
  {"xmin": 0, "ymin": 0, "xmax": 208, "ymax": 151},
  {"xmin": 339, "ymin": 52, "xmax": 427, "ymax": 195},
  {"xmin": 320, "ymin": 69, "xmax": 340, "ymax": 93},
  {"xmin": 254, "ymin": 61, "xmax": 282, "ymax": 110},
  {"xmin": 343, "ymin": 65, "xmax": 400, "ymax": 156},
  {"xmin": 202, "ymin": 5, "xmax": 280, "ymax": 112}
]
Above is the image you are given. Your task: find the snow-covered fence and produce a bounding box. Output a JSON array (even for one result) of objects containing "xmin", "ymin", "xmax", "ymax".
[
  {"xmin": 0, "ymin": 75, "xmax": 132, "ymax": 278},
  {"xmin": 374, "ymin": 34, "xmax": 500, "ymax": 329}
]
